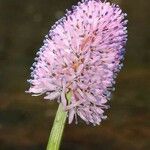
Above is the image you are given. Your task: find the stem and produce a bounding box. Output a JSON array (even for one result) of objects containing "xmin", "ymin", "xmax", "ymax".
[{"xmin": 46, "ymin": 92, "xmax": 71, "ymax": 150}]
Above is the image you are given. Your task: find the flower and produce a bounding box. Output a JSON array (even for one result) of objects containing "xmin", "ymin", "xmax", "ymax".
[{"xmin": 27, "ymin": 0, "xmax": 128, "ymax": 125}]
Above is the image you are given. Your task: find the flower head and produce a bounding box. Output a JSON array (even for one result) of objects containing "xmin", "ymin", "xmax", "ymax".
[{"xmin": 27, "ymin": 0, "xmax": 127, "ymax": 125}]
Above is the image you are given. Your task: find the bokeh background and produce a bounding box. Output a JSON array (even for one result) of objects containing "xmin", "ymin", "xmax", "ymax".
[{"xmin": 0, "ymin": 0, "xmax": 150, "ymax": 150}]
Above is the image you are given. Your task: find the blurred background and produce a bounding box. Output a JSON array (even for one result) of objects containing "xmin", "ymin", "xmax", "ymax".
[{"xmin": 0, "ymin": 0, "xmax": 149, "ymax": 150}]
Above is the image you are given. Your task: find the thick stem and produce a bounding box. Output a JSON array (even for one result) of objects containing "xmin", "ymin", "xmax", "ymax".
[{"xmin": 46, "ymin": 92, "xmax": 71, "ymax": 150}]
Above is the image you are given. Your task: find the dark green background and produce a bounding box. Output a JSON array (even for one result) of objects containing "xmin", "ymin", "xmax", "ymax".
[{"xmin": 0, "ymin": 0, "xmax": 149, "ymax": 150}]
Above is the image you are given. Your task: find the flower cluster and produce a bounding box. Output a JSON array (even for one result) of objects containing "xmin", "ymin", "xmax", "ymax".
[{"xmin": 27, "ymin": 0, "xmax": 127, "ymax": 125}]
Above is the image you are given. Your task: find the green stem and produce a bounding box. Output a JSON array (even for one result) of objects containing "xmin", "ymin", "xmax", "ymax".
[{"xmin": 46, "ymin": 92, "xmax": 71, "ymax": 150}]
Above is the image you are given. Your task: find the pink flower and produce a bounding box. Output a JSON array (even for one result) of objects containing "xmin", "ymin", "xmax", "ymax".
[{"xmin": 27, "ymin": 0, "xmax": 127, "ymax": 125}]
